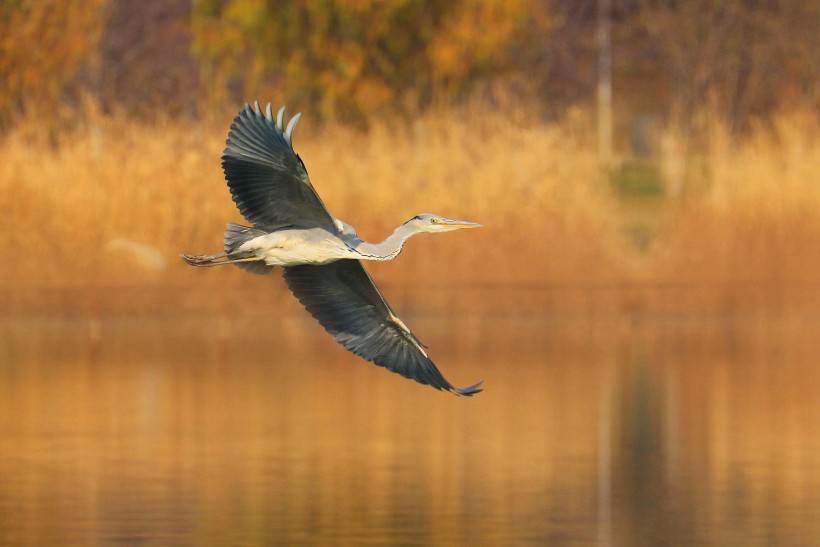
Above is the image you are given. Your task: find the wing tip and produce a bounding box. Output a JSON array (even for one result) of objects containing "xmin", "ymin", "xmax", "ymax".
[
  {"xmin": 451, "ymin": 381, "xmax": 484, "ymax": 397},
  {"xmin": 234, "ymin": 101, "xmax": 301, "ymax": 150}
]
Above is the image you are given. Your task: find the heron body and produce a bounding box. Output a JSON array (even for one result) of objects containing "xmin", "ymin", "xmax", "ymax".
[
  {"xmin": 229, "ymin": 216, "xmax": 478, "ymax": 267},
  {"xmin": 183, "ymin": 102, "xmax": 483, "ymax": 396},
  {"xmin": 239, "ymin": 227, "xmax": 356, "ymax": 266}
]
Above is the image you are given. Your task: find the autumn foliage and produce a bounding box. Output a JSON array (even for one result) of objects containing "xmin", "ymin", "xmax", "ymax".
[
  {"xmin": 0, "ymin": 1, "xmax": 106, "ymax": 127},
  {"xmin": 1, "ymin": 0, "xmax": 815, "ymax": 129},
  {"xmin": 191, "ymin": 0, "xmax": 535, "ymax": 120}
]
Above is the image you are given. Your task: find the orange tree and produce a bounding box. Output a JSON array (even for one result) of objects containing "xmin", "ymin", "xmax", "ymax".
[
  {"xmin": 0, "ymin": 0, "xmax": 107, "ymax": 129},
  {"xmin": 190, "ymin": 0, "xmax": 530, "ymax": 120}
]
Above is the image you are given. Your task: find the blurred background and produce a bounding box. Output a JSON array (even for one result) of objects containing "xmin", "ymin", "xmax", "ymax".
[{"xmin": 1, "ymin": 0, "xmax": 818, "ymax": 545}]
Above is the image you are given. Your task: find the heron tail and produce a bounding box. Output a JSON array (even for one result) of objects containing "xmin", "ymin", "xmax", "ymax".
[
  {"xmin": 223, "ymin": 223, "xmax": 273, "ymax": 275},
  {"xmin": 180, "ymin": 223, "xmax": 273, "ymax": 275}
]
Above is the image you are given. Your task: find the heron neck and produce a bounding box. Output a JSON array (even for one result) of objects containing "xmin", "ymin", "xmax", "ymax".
[{"xmin": 354, "ymin": 223, "xmax": 418, "ymax": 261}]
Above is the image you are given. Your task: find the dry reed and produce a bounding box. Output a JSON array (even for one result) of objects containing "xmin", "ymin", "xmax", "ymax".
[
  {"xmin": 653, "ymin": 110, "xmax": 820, "ymax": 285},
  {"xmin": 0, "ymin": 103, "xmax": 625, "ymax": 288},
  {"xmin": 1, "ymin": 104, "xmax": 818, "ymax": 306}
]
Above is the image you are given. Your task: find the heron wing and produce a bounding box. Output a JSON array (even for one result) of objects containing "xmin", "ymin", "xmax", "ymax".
[
  {"xmin": 283, "ymin": 260, "xmax": 482, "ymax": 396},
  {"xmin": 222, "ymin": 102, "xmax": 336, "ymax": 230}
]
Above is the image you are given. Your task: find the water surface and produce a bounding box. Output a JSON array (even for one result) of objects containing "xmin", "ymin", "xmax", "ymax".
[{"xmin": 1, "ymin": 291, "xmax": 819, "ymax": 545}]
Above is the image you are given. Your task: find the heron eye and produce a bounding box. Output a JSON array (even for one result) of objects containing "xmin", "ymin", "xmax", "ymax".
[{"xmin": 430, "ymin": 218, "xmax": 440, "ymax": 224}]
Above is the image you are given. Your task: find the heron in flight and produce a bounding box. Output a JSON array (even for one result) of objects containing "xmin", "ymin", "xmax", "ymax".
[{"xmin": 183, "ymin": 102, "xmax": 483, "ymax": 396}]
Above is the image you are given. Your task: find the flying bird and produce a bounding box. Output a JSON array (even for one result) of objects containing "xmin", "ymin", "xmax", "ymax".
[{"xmin": 182, "ymin": 102, "xmax": 483, "ymax": 396}]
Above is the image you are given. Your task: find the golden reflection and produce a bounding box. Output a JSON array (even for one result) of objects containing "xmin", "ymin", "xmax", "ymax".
[{"xmin": 1, "ymin": 305, "xmax": 819, "ymax": 544}]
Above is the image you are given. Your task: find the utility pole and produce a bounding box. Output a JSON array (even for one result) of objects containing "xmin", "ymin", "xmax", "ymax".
[{"xmin": 597, "ymin": 0, "xmax": 613, "ymax": 168}]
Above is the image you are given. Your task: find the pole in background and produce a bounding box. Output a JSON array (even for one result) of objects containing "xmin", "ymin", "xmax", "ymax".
[{"xmin": 598, "ymin": 0, "xmax": 613, "ymax": 167}]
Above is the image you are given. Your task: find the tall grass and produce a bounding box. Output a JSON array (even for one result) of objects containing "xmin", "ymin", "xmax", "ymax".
[
  {"xmin": 1, "ymin": 103, "xmax": 818, "ymax": 299},
  {"xmin": 0, "ymin": 103, "xmax": 625, "ymax": 288},
  {"xmin": 653, "ymin": 110, "xmax": 820, "ymax": 284}
]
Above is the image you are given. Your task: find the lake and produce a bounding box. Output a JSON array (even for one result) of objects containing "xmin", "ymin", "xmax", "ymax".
[{"xmin": 1, "ymin": 287, "xmax": 819, "ymax": 545}]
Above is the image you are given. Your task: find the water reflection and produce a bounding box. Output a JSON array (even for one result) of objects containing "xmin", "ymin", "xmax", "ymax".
[{"xmin": 1, "ymin": 308, "xmax": 819, "ymax": 545}]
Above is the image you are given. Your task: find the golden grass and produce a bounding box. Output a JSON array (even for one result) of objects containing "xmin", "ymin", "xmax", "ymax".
[
  {"xmin": 0, "ymin": 116, "xmax": 228, "ymax": 286},
  {"xmin": 0, "ymin": 103, "xmax": 626, "ymax": 288},
  {"xmin": 653, "ymin": 110, "xmax": 820, "ymax": 284},
  {"xmin": 1, "ymin": 103, "xmax": 818, "ymax": 304}
]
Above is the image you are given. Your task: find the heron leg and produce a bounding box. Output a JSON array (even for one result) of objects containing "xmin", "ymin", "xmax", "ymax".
[
  {"xmin": 181, "ymin": 252, "xmax": 226, "ymax": 266},
  {"xmin": 181, "ymin": 253, "xmax": 265, "ymax": 267},
  {"xmin": 224, "ymin": 256, "xmax": 265, "ymax": 264}
]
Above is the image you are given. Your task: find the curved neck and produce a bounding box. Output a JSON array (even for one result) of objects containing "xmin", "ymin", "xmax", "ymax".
[{"xmin": 353, "ymin": 223, "xmax": 419, "ymax": 261}]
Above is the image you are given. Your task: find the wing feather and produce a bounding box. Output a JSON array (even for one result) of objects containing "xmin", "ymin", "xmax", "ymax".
[
  {"xmin": 283, "ymin": 260, "xmax": 482, "ymax": 396},
  {"xmin": 222, "ymin": 103, "xmax": 336, "ymax": 230}
]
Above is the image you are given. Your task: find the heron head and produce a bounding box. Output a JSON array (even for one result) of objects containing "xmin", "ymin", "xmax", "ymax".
[{"xmin": 408, "ymin": 213, "xmax": 483, "ymax": 233}]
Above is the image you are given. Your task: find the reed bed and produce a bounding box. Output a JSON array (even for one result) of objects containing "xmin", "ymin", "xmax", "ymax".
[
  {"xmin": 1, "ymin": 104, "xmax": 818, "ymax": 312},
  {"xmin": 0, "ymin": 104, "xmax": 625, "ymax": 289},
  {"xmin": 653, "ymin": 110, "xmax": 820, "ymax": 285}
]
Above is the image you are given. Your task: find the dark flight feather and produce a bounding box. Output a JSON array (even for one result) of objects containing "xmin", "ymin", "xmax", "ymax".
[
  {"xmin": 283, "ymin": 260, "xmax": 482, "ymax": 396},
  {"xmin": 222, "ymin": 102, "xmax": 336, "ymax": 230}
]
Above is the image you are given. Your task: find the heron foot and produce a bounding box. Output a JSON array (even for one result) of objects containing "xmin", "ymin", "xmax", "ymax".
[{"xmin": 181, "ymin": 253, "xmax": 265, "ymax": 268}]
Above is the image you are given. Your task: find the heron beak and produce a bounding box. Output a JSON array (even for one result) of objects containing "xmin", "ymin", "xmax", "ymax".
[{"xmin": 442, "ymin": 219, "xmax": 483, "ymax": 230}]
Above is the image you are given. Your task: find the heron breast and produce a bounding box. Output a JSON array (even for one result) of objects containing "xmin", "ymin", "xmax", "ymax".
[{"xmin": 249, "ymin": 230, "xmax": 352, "ymax": 266}]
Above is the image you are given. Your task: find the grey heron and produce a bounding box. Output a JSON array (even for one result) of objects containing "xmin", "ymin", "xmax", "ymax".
[{"xmin": 182, "ymin": 102, "xmax": 483, "ymax": 396}]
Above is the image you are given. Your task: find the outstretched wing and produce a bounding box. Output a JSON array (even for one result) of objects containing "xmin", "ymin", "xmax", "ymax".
[
  {"xmin": 222, "ymin": 102, "xmax": 336, "ymax": 230},
  {"xmin": 283, "ymin": 260, "xmax": 483, "ymax": 396}
]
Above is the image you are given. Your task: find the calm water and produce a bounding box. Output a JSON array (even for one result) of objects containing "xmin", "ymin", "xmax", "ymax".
[{"xmin": 1, "ymin": 295, "xmax": 820, "ymax": 545}]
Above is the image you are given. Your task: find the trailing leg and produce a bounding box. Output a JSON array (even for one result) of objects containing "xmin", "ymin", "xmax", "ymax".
[{"xmin": 180, "ymin": 252, "xmax": 262, "ymax": 267}]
